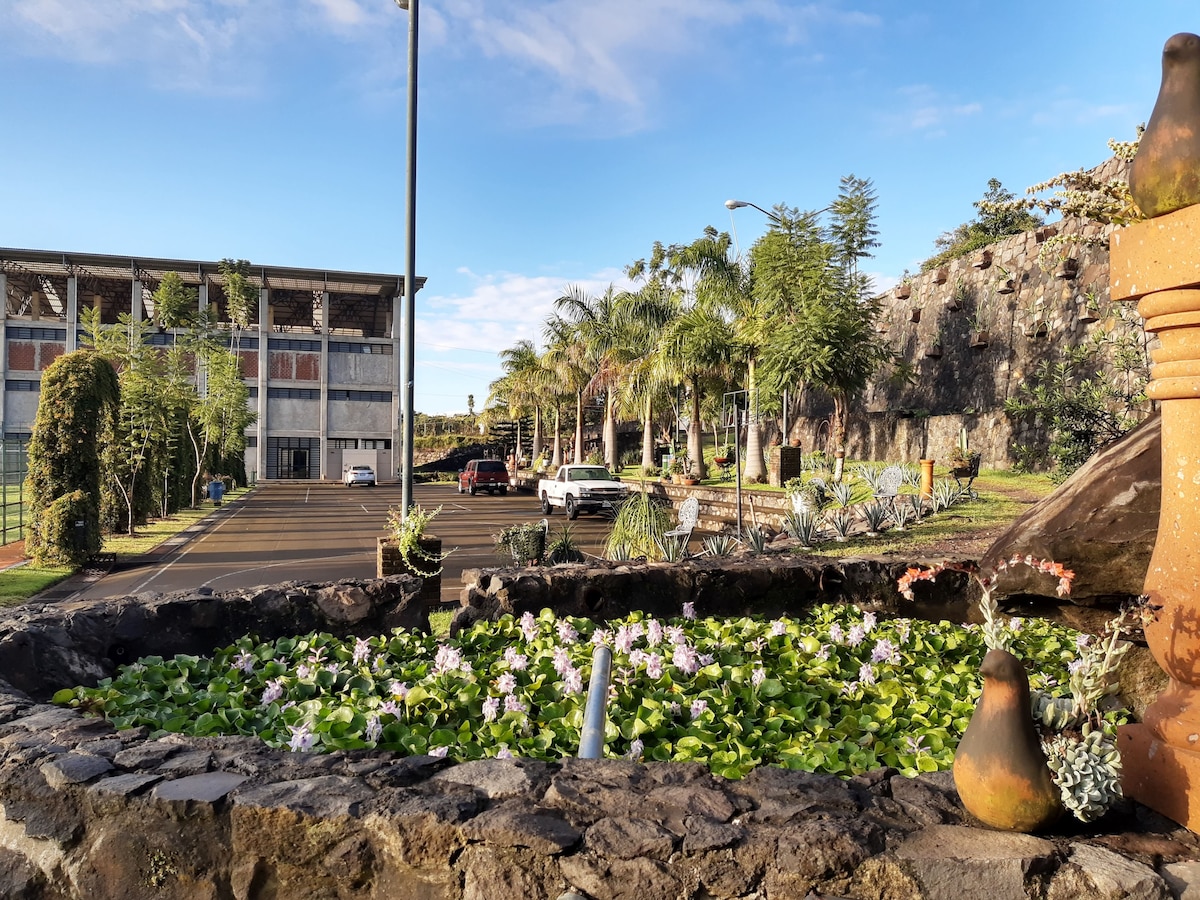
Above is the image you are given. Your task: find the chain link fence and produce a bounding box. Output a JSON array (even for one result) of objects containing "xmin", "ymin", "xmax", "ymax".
[{"xmin": 0, "ymin": 438, "xmax": 28, "ymax": 547}]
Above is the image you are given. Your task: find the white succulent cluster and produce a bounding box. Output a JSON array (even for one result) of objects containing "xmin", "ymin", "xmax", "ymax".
[{"xmin": 1042, "ymin": 723, "xmax": 1123, "ymax": 823}]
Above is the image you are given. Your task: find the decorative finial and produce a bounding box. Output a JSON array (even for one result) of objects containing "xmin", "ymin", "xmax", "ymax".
[{"xmin": 1129, "ymin": 33, "xmax": 1200, "ymax": 218}]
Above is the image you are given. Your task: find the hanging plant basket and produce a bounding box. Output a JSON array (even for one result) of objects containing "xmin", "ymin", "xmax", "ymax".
[
  {"xmin": 910, "ymin": 307, "xmax": 922, "ymax": 323},
  {"xmin": 1025, "ymin": 321, "xmax": 1050, "ymax": 339}
]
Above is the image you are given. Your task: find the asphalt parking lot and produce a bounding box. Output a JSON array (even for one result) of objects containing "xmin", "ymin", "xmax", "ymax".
[{"xmin": 68, "ymin": 481, "xmax": 617, "ymax": 604}]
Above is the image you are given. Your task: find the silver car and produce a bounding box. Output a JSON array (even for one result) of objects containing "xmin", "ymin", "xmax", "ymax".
[{"xmin": 343, "ymin": 465, "xmax": 376, "ymax": 487}]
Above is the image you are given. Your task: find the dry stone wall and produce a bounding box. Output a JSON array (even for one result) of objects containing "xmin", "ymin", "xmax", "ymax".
[{"xmin": 789, "ymin": 159, "xmax": 1156, "ymax": 469}]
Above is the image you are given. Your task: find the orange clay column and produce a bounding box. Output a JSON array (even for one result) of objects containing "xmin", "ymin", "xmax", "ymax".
[
  {"xmin": 1113, "ymin": 203, "xmax": 1200, "ymax": 829},
  {"xmin": 919, "ymin": 459, "xmax": 935, "ymax": 501}
]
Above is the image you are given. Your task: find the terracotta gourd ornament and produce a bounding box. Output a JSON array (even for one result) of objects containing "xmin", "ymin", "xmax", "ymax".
[
  {"xmin": 953, "ymin": 648, "xmax": 1063, "ymax": 831},
  {"xmin": 1129, "ymin": 32, "xmax": 1200, "ymax": 218}
]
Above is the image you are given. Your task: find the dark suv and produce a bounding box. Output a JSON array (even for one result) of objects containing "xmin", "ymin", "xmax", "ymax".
[{"xmin": 458, "ymin": 459, "xmax": 510, "ymax": 495}]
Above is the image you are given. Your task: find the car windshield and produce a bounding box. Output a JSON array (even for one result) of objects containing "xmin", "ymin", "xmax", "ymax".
[
  {"xmin": 569, "ymin": 467, "xmax": 612, "ymax": 481},
  {"xmin": 350, "ymin": 466, "xmax": 372, "ymax": 472}
]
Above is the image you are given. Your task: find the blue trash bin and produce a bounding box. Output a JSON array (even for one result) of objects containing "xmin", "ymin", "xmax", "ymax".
[{"xmin": 208, "ymin": 480, "xmax": 225, "ymax": 506}]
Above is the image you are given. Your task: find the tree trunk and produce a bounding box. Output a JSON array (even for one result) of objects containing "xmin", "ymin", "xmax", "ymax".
[
  {"xmin": 742, "ymin": 357, "xmax": 767, "ymax": 483},
  {"xmin": 604, "ymin": 391, "xmax": 618, "ymax": 470},
  {"xmin": 574, "ymin": 391, "xmax": 584, "ymax": 464},
  {"xmin": 641, "ymin": 395, "xmax": 656, "ymax": 474},
  {"xmin": 550, "ymin": 405, "xmax": 562, "ymax": 469},
  {"xmin": 688, "ymin": 380, "xmax": 707, "ymax": 480},
  {"xmin": 531, "ymin": 407, "xmax": 543, "ymax": 464},
  {"xmin": 833, "ymin": 393, "xmax": 849, "ymax": 457}
]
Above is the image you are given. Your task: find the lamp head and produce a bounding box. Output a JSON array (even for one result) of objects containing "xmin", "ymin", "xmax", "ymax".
[
  {"xmin": 395, "ymin": 0, "xmax": 410, "ymax": 8},
  {"xmin": 724, "ymin": 199, "xmax": 749, "ymax": 210}
]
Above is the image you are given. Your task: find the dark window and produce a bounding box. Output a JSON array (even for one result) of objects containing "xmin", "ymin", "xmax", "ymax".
[
  {"xmin": 6, "ymin": 326, "xmax": 66, "ymax": 341},
  {"xmin": 4, "ymin": 380, "xmax": 39, "ymax": 392}
]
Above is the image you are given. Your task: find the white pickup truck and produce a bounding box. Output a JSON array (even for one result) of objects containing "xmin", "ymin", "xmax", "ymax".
[{"xmin": 538, "ymin": 464, "xmax": 630, "ymax": 519}]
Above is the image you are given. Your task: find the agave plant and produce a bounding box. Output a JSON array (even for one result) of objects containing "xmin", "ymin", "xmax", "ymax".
[
  {"xmin": 854, "ymin": 464, "xmax": 885, "ymax": 494},
  {"xmin": 782, "ymin": 509, "xmax": 821, "ymax": 548},
  {"xmin": 743, "ymin": 526, "xmax": 770, "ymax": 554},
  {"xmin": 656, "ymin": 533, "xmax": 688, "ymax": 563},
  {"xmin": 931, "ymin": 480, "xmax": 960, "ymax": 513},
  {"xmin": 702, "ymin": 534, "xmax": 739, "ymax": 558},
  {"xmin": 859, "ymin": 500, "xmax": 890, "ymax": 535},
  {"xmin": 891, "ymin": 501, "xmax": 916, "ymax": 531},
  {"xmin": 827, "ymin": 508, "xmax": 855, "ymax": 541},
  {"xmin": 905, "ymin": 493, "xmax": 924, "ymax": 521},
  {"xmin": 829, "ymin": 480, "xmax": 855, "ymax": 508},
  {"xmin": 901, "ymin": 463, "xmax": 922, "ymax": 489}
]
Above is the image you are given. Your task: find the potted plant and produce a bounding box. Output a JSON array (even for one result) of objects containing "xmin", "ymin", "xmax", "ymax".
[
  {"xmin": 972, "ymin": 248, "xmax": 993, "ymax": 270},
  {"xmin": 895, "ymin": 276, "xmax": 913, "ymax": 300},
  {"xmin": 378, "ymin": 504, "xmax": 451, "ymax": 602},
  {"xmin": 668, "ymin": 455, "xmax": 688, "ymax": 484},
  {"xmin": 712, "ymin": 445, "xmax": 734, "ymax": 466},
  {"xmin": 969, "ymin": 296, "xmax": 991, "ymax": 348},
  {"xmin": 946, "ymin": 279, "xmax": 968, "ymax": 312},
  {"xmin": 1054, "ymin": 256, "xmax": 1079, "ymax": 280},
  {"xmin": 994, "ymin": 266, "xmax": 1016, "ymax": 295},
  {"xmin": 933, "ymin": 265, "xmax": 949, "ymax": 284},
  {"xmin": 949, "ymin": 428, "xmax": 981, "ymax": 481},
  {"xmin": 925, "ymin": 328, "xmax": 944, "ymax": 358},
  {"xmin": 1078, "ymin": 288, "xmax": 1104, "ymax": 324},
  {"xmin": 495, "ymin": 520, "xmax": 548, "ymax": 566}
]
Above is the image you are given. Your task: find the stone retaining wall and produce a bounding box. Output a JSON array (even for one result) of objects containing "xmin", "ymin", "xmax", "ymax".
[{"xmin": 0, "ymin": 576, "xmax": 1195, "ymax": 899}]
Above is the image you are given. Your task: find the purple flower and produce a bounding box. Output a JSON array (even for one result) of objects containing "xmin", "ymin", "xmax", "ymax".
[
  {"xmin": 261, "ymin": 678, "xmax": 284, "ymax": 705},
  {"xmin": 496, "ymin": 672, "xmax": 517, "ymax": 695},
  {"xmin": 646, "ymin": 619, "xmax": 663, "ymax": 647},
  {"xmin": 296, "ymin": 664, "xmax": 315, "ymax": 680},
  {"xmin": 519, "ymin": 611, "xmax": 538, "ymax": 641},
  {"xmin": 434, "ymin": 644, "xmax": 464, "ymax": 675},
  {"xmin": 847, "ymin": 625, "xmax": 866, "ymax": 647},
  {"xmin": 366, "ymin": 715, "xmax": 382, "ymax": 743},
  {"xmin": 563, "ymin": 666, "xmax": 584, "ymax": 695},
  {"xmin": 628, "ymin": 739, "xmax": 644, "ymax": 761},
  {"xmin": 672, "ymin": 645, "xmax": 699, "ymax": 675},
  {"xmin": 690, "ymin": 698, "xmax": 708, "ymax": 719},
  {"xmin": 698, "ymin": 653, "xmax": 715, "ymax": 667},
  {"xmin": 592, "ymin": 629, "xmax": 612, "ymax": 646},
  {"xmin": 666, "ymin": 701, "xmax": 681, "ymax": 717},
  {"xmin": 815, "ymin": 644, "xmax": 830, "ymax": 661},
  {"xmin": 389, "ymin": 680, "xmax": 409, "ymax": 699},
  {"xmin": 627, "ymin": 622, "xmax": 645, "ymax": 643},
  {"xmin": 644, "ymin": 653, "xmax": 663, "ymax": 680},
  {"xmin": 682, "ymin": 602, "xmax": 696, "ymax": 620},
  {"xmin": 1010, "ymin": 617, "xmax": 1024, "ymax": 633},
  {"xmin": 352, "ymin": 638, "xmax": 371, "ymax": 665},
  {"xmin": 858, "ymin": 662, "xmax": 876, "ymax": 686},
  {"xmin": 666, "ymin": 626, "xmax": 687, "ymax": 646},
  {"xmin": 380, "ymin": 700, "xmax": 401, "ymax": 716},
  {"xmin": 871, "ymin": 639, "xmax": 899, "ymax": 665},
  {"xmin": 482, "ymin": 696, "xmax": 500, "ymax": 722},
  {"xmin": 552, "ymin": 647, "xmax": 573, "ymax": 676},
  {"xmin": 504, "ymin": 647, "xmax": 528, "ymax": 670},
  {"xmin": 287, "ymin": 723, "xmax": 315, "ymax": 753},
  {"xmin": 904, "ymin": 735, "xmax": 925, "ymax": 754},
  {"xmin": 556, "ymin": 619, "xmax": 579, "ymax": 644},
  {"xmin": 751, "ymin": 666, "xmax": 766, "ymax": 687},
  {"xmin": 829, "ymin": 623, "xmax": 844, "ymax": 644},
  {"xmin": 233, "ymin": 650, "xmax": 255, "ymax": 674},
  {"xmin": 842, "ymin": 680, "xmax": 859, "ymax": 695},
  {"xmin": 770, "ymin": 620, "xmax": 787, "ymax": 637},
  {"xmin": 1075, "ymin": 634, "xmax": 1092, "ymax": 650},
  {"xmin": 504, "ymin": 694, "xmax": 528, "ymax": 714},
  {"xmin": 1068, "ymin": 658, "xmax": 1086, "ymax": 675},
  {"xmin": 496, "ymin": 744, "xmax": 514, "ymax": 759},
  {"xmin": 615, "ymin": 625, "xmax": 635, "ymax": 654},
  {"xmin": 862, "ymin": 612, "xmax": 877, "ymax": 632},
  {"xmin": 429, "ymin": 745, "xmax": 449, "ymax": 758},
  {"xmin": 629, "ymin": 649, "xmax": 647, "ymax": 667}
]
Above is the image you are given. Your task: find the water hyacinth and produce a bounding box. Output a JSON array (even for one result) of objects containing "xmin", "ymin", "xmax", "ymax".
[{"xmin": 54, "ymin": 606, "xmax": 1106, "ymax": 781}]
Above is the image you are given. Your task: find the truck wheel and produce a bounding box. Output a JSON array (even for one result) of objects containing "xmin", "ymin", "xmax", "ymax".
[
  {"xmin": 565, "ymin": 496, "xmax": 578, "ymax": 520},
  {"xmin": 469, "ymin": 483, "xmax": 477, "ymax": 496},
  {"xmin": 541, "ymin": 493, "xmax": 553, "ymax": 515},
  {"xmin": 499, "ymin": 486, "xmax": 508, "ymax": 496}
]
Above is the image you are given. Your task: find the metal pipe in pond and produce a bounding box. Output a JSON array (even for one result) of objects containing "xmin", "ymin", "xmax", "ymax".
[{"xmin": 578, "ymin": 645, "xmax": 612, "ymax": 758}]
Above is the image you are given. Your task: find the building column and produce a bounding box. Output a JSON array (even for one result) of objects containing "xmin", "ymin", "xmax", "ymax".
[
  {"xmin": 257, "ymin": 287, "xmax": 269, "ymax": 481},
  {"xmin": 131, "ymin": 277, "xmax": 143, "ymax": 321},
  {"xmin": 391, "ymin": 288, "xmax": 403, "ymax": 483},
  {"xmin": 319, "ymin": 291, "xmax": 330, "ymax": 481},
  {"xmin": 66, "ymin": 276, "xmax": 78, "ymax": 352},
  {"xmin": 0, "ymin": 273, "xmax": 7, "ymax": 435}
]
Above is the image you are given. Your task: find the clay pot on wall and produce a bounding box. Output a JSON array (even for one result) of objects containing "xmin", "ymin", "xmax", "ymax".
[
  {"xmin": 996, "ymin": 278, "xmax": 1016, "ymax": 295},
  {"xmin": 972, "ymin": 249, "xmax": 993, "ymax": 269},
  {"xmin": 933, "ymin": 267, "xmax": 949, "ymax": 284},
  {"xmin": 953, "ymin": 648, "xmax": 1063, "ymax": 832},
  {"xmin": 924, "ymin": 343, "xmax": 943, "ymax": 359},
  {"xmin": 970, "ymin": 330, "xmax": 990, "ymax": 348},
  {"xmin": 1078, "ymin": 303, "xmax": 1100, "ymax": 324},
  {"xmin": 910, "ymin": 307, "xmax": 922, "ymax": 324},
  {"xmin": 896, "ymin": 283, "xmax": 912, "ymax": 300}
]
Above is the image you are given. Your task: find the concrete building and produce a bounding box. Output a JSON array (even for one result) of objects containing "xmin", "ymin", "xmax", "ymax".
[{"xmin": 0, "ymin": 248, "xmax": 424, "ymax": 481}]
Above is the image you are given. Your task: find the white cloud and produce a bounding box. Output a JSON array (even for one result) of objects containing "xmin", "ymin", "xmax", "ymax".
[{"xmin": 881, "ymin": 85, "xmax": 983, "ymax": 136}]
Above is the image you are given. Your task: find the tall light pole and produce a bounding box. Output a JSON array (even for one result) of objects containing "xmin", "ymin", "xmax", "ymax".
[
  {"xmin": 396, "ymin": 0, "xmax": 419, "ymax": 518},
  {"xmin": 724, "ymin": 198, "xmax": 782, "ymax": 224}
]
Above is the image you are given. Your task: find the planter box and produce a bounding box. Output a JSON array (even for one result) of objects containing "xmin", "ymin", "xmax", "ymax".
[
  {"xmin": 896, "ymin": 283, "xmax": 912, "ymax": 300},
  {"xmin": 378, "ymin": 536, "xmax": 442, "ymax": 603},
  {"xmin": 969, "ymin": 330, "xmax": 990, "ymax": 349},
  {"xmin": 933, "ymin": 267, "xmax": 949, "ymax": 284},
  {"xmin": 1055, "ymin": 258, "xmax": 1079, "ymax": 279},
  {"xmin": 972, "ymin": 249, "xmax": 992, "ymax": 269},
  {"xmin": 910, "ymin": 308, "xmax": 922, "ymax": 323},
  {"xmin": 925, "ymin": 345, "xmax": 943, "ymax": 359}
]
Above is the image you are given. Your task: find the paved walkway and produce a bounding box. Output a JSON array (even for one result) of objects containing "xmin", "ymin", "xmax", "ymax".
[{"xmin": 0, "ymin": 540, "xmax": 25, "ymax": 570}]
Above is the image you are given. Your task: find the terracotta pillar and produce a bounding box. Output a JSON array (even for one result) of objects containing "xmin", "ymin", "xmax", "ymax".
[
  {"xmin": 1112, "ymin": 202, "xmax": 1200, "ymax": 830},
  {"xmin": 919, "ymin": 459, "xmax": 934, "ymax": 501}
]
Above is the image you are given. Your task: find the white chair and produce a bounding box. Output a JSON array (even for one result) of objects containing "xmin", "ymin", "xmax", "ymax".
[{"xmin": 663, "ymin": 496, "xmax": 700, "ymax": 550}]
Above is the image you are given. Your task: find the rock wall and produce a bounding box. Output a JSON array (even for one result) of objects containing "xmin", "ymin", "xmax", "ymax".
[
  {"xmin": 789, "ymin": 158, "xmax": 1157, "ymax": 469},
  {"xmin": 0, "ymin": 576, "xmax": 1195, "ymax": 898}
]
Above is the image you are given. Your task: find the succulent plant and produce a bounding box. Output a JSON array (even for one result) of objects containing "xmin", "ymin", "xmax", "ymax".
[{"xmin": 1042, "ymin": 723, "xmax": 1122, "ymax": 823}]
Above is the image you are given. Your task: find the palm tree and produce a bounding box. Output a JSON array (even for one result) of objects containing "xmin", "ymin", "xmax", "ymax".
[
  {"xmin": 487, "ymin": 339, "xmax": 543, "ymax": 464},
  {"xmin": 542, "ymin": 314, "xmax": 593, "ymax": 465}
]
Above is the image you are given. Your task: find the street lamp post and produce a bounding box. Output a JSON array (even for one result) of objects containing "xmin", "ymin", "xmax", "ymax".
[{"xmin": 396, "ymin": 0, "xmax": 419, "ymax": 518}]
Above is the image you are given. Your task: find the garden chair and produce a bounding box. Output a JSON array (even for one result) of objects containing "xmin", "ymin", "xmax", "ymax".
[
  {"xmin": 875, "ymin": 465, "xmax": 904, "ymax": 509},
  {"xmin": 663, "ymin": 496, "xmax": 700, "ymax": 552}
]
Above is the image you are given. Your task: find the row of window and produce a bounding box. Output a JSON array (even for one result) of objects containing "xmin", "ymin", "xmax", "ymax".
[
  {"xmin": 6, "ymin": 380, "xmax": 392, "ymax": 404},
  {"xmin": 6, "ymin": 328, "xmax": 392, "ymax": 356}
]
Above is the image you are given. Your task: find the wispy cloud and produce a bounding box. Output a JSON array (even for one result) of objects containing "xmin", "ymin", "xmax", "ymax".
[{"xmin": 880, "ymin": 84, "xmax": 983, "ymax": 136}]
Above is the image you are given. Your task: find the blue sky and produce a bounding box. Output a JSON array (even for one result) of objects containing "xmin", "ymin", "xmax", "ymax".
[{"xmin": 0, "ymin": 1, "xmax": 1190, "ymax": 414}]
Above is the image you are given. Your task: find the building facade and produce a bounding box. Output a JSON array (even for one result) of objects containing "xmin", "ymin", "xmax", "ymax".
[{"xmin": 0, "ymin": 248, "xmax": 423, "ymax": 481}]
